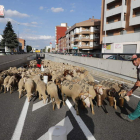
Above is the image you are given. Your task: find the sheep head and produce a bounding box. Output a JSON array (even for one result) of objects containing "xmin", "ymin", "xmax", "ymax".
[{"xmin": 79, "ymin": 93, "xmax": 92, "ymax": 108}]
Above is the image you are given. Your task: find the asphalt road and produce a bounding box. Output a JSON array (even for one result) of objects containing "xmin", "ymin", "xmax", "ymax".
[{"xmin": 0, "ymin": 77, "xmax": 140, "ymax": 140}]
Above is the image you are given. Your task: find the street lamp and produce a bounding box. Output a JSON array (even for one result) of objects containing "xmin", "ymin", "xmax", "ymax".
[{"xmin": 17, "ymin": 23, "xmax": 20, "ymax": 52}]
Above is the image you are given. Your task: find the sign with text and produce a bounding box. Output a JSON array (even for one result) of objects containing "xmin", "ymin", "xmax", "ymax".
[
  {"xmin": 73, "ymin": 47, "xmax": 78, "ymax": 49},
  {"xmin": 115, "ymin": 44, "xmax": 122, "ymax": 49},
  {"xmin": 106, "ymin": 45, "xmax": 111, "ymax": 50},
  {"xmin": 0, "ymin": 5, "xmax": 4, "ymax": 18}
]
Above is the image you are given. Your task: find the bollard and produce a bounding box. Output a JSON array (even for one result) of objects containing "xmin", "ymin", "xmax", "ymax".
[
  {"xmin": 43, "ymin": 76, "xmax": 48, "ymax": 84},
  {"xmin": 48, "ymin": 126, "xmax": 67, "ymax": 140},
  {"xmin": 41, "ymin": 65, "xmax": 44, "ymax": 71}
]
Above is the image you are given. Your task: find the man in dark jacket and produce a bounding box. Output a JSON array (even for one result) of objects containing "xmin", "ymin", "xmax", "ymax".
[
  {"xmin": 36, "ymin": 57, "xmax": 42, "ymax": 68},
  {"xmin": 121, "ymin": 54, "xmax": 140, "ymax": 122}
]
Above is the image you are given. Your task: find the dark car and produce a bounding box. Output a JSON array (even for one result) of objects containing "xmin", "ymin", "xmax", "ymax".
[{"xmin": 106, "ymin": 55, "xmax": 126, "ymax": 60}]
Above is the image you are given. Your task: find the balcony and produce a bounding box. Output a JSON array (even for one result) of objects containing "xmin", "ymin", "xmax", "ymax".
[
  {"xmin": 74, "ymin": 37, "xmax": 80, "ymax": 42},
  {"xmin": 81, "ymin": 29, "xmax": 90, "ymax": 34},
  {"xmin": 105, "ymin": 0, "xmax": 115, "ymax": 4},
  {"xmin": 104, "ymin": 21, "xmax": 125, "ymax": 31},
  {"xmin": 130, "ymin": 16, "xmax": 140, "ymax": 26},
  {"xmin": 80, "ymin": 44, "xmax": 90, "ymax": 48},
  {"xmin": 131, "ymin": 0, "xmax": 140, "ymax": 9},
  {"xmin": 103, "ymin": 32, "xmax": 140, "ymax": 43},
  {"xmin": 106, "ymin": 5, "xmax": 127, "ymax": 18},
  {"xmin": 80, "ymin": 37, "xmax": 90, "ymax": 42}
]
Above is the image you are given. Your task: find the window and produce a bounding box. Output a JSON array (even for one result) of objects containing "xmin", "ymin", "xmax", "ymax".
[
  {"xmin": 125, "ymin": 0, "xmax": 127, "ymax": 5},
  {"xmin": 124, "ymin": 14, "xmax": 126, "ymax": 21},
  {"xmin": 135, "ymin": 11, "xmax": 140, "ymax": 17},
  {"xmin": 108, "ymin": 19, "xmax": 114, "ymax": 24},
  {"xmin": 108, "ymin": 5, "xmax": 115, "ymax": 10},
  {"xmin": 107, "ymin": 32, "xmax": 114, "ymax": 36},
  {"xmin": 134, "ymin": 27, "xmax": 140, "ymax": 33},
  {"xmin": 120, "ymin": 30, "xmax": 127, "ymax": 35}
]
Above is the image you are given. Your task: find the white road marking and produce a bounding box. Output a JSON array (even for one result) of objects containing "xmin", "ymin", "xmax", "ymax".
[
  {"xmin": 132, "ymin": 94, "xmax": 140, "ymax": 99},
  {"xmin": 11, "ymin": 98, "xmax": 29, "ymax": 140},
  {"xmin": 37, "ymin": 116, "xmax": 73, "ymax": 140},
  {"xmin": 32, "ymin": 100, "xmax": 52, "ymax": 112},
  {"xmin": 66, "ymin": 99, "xmax": 96, "ymax": 140}
]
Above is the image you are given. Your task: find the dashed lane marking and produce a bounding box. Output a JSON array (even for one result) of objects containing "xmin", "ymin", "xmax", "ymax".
[
  {"xmin": 11, "ymin": 98, "xmax": 29, "ymax": 140},
  {"xmin": 32, "ymin": 100, "xmax": 52, "ymax": 112},
  {"xmin": 66, "ymin": 99, "xmax": 96, "ymax": 140},
  {"xmin": 37, "ymin": 116, "xmax": 73, "ymax": 140}
]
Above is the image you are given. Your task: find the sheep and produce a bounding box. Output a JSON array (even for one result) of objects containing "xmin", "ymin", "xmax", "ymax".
[
  {"xmin": 24, "ymin": 78, "xmax": 36, "ymax": 102},
  {"xmin": 18, "ymin": 78, "xmax": 25, "ymax": 99},
  {"xmin": 3, "ymin": 76, "xmax": 11, "ymax": 93},
  {"xmin": 6, "ymin": 76, "xmax": 17, "ymax": 94},
  {"xmin": 36, "ymin": 81, "xmax": 48, "ymax": 104},
  {"xmin": 79, "ymin": 83, "xmax": 97, "ymax": 114},
  {"xmin": 0, "ymin": 76, "xmax": 4, "ymax": 92},
  {"xmin": 61, "ymin": 80, "xmax": 92, "ymax": 115},
  {"xmin": 47, "ymin": 81, "xmax": 62, "ymax": 110}
]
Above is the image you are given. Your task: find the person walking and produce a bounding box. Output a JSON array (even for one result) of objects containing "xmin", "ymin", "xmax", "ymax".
[
  {"xmin": 121, "ymin": 54, "xmax": 140, "ymax": 122},
  {"xmin": 36, "ymin": 57, "xmax": 42, "ymax": 68}
]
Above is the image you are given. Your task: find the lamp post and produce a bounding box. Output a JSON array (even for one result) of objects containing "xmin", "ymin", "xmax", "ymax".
[{"xmin": 17, "ymin": 23, "xmax": 20, "ymax": 52}]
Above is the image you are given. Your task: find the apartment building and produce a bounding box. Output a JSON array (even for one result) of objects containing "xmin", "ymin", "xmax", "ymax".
[
  {"xmin": 100, "ymin": 0, "xmax": 140, "ymax": 54},
  {"xmin": 65, "ymin": 17, "xmax": 101, "ymax": 53},
  {"xmin": 58, "ymin": 35, "xmax": 66, "ymax": 52},
  {"xmin": 55, "ymin": 23, "xmax": 68, "ymax": 49}
]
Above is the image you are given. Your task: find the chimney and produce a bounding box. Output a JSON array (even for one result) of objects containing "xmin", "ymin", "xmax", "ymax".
[
  {"xmin": 92, "ymin": 16, "xmax": 94, "ymax": 19},
  {"xmin": 89, "ymin": 18, "xmax": 91, "ymax": 20}
]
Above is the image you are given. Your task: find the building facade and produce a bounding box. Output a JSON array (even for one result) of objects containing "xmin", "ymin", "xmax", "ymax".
[
  {"xmin": 100, "ymin": 0, "xmax": 140, "ymax": 55},
  {"xmin": 55, "ymin": 23, "xmax": 68, "ymax": 49},
  {"xmin": 58, "ymin": 35, "xmax": 66, "ymax": 52},
  {"xmin": 18, "ymin": 38, "xmax": 26, "ymax": 50},
  {"xmin": 65, "ymin": 17, "xmax": 101, "ymax": 53}
]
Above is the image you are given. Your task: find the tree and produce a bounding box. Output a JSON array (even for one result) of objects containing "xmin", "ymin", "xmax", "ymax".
[
  {"xmin": 1, "ymin": 21, "xmax": 18, "ymax": 51},
  {"xmin": 26, "ymin": 45, "xmax": 32, "ymax": 52},
  {"xmin": 48, "ymin": 48, "xmax": 50, "ymax": 53}
]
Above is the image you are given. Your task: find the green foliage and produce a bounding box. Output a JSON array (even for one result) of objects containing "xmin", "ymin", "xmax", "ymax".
[
  {"xmin": 26, "ymin": 45, "xmax": 32, "ymax": 52},
  {"xmin": 48, "ymin": 48, "xmax": 50, "ymax": 53},
  {"xmin": 1, "ymin": 21, "xmax": 18, "ymax": 49}
]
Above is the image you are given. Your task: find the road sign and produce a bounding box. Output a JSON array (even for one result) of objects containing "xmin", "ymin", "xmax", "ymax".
[{"xmin": 0, "ymin": 5, "xmax": 4, "ymax": 18}]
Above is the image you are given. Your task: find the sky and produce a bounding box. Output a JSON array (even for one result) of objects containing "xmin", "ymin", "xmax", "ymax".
[{"xmin": 0, "ymin": 0, "xmax": 102, "ymax": 49}]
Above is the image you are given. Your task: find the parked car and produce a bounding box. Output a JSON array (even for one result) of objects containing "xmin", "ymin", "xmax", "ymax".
[{"xmin": 106, "ymin": 55, "xmax": 126, "ymax": 60}]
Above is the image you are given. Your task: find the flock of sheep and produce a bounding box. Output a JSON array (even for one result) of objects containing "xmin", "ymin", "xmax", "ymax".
[{"xmin": 0, "ymin": 59, "xmax": 130, "ymax": 115}]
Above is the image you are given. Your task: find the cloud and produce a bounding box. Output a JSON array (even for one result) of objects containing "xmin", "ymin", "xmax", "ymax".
[
  {"xmin": 31, "ymin": 22, "xmax": 38, "ymax": 25},
  {"xmin": 51, "ymin": 7, "xmax": 64, "ymax": 13},
  {"xmin": 5, "ymin": 9, "xmax": 29, "ymax": 18},
  {"xmin": 21, "ymin": 34, "xmax": 55, "ymax": 41},
  {"xmin": 71, "ymin": 3, "xmax": 76, "ymax": 8},
  {"xmin": 70, "ymin": 10, "xmax": 74, "ymax": 12},
  {"xmin": 39, "ymin": 6, "xmax": 44, "ymax": 10},
  {"xmin": 0, "ymin": 18, "xmax": 38, "ymax": 27}
]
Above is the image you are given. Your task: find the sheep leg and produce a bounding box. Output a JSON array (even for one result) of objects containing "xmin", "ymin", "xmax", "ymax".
[
  {"xmin": 62, "ymin": 93, "xmax": 66, "ymax": 106},
  {"xmin": 52, "ymin": 98, "xmax": 55, "ymax": 110},
  {"xmin": 73, "ymin": 97, "xmax": 79, "ymax": 115},
  {"xmin": 114, "ymin": 98, "xmax": 117, "ymax": 110},
  {"xmin": 39, "ymin": 93, "xmax": 42, "ymax": 100},
  {"xmin": 10, "ymin": 86, "xmax": 12, "ymax": 94},
  {"xmin": 0, "ymin": 85, "xmax": 2, "ymax": 93},
  {"xmin": 89, "ymin": 98, "xmax": 95, "ymax": 115},
  {"xmin": 19, "ymin": 91, "xmax": 22, "ymax": 99},
  {"xmin": 4, "ymin": 86, "xmax": 7, "ymax": 93}
]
